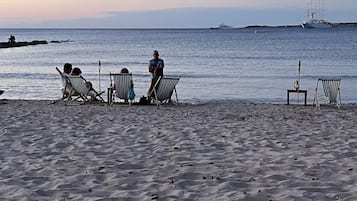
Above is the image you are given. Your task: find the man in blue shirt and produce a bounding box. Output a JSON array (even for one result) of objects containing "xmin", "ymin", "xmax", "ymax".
[
  {"xmin": 148, "ymin": 50, "xmax": 164, "ymax": 96},
  {"xmin": 149, "ymin": 50, "xmax": 164, "ymax": 77}
]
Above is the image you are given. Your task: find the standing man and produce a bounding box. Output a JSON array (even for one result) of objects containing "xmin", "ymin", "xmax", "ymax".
[
  {"xmin": 148, "ymin": 50, "xmax": 164, "ymax": 96},
  {"xmin": 149, "ymin": 50, "xmax": 164, "ymax": 78}
]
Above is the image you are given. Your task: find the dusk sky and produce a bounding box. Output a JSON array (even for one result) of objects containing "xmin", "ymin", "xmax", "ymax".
[{"xmin": 1, "ymin": 0, "xmax": 357, "ymax": 28}]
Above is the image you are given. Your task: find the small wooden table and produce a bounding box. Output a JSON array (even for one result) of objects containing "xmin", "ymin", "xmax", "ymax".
[{"xmin": 287, "ymin": 89, "xmax": 307, "ymax": 106}]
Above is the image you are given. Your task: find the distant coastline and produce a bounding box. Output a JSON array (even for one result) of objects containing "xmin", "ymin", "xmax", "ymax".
[
  {"xmin": 241, "ymin": 22, "xmax": 357, "ymax": 29},
  {"xmin": 1, "ymin": 23, "xmax": 357, "ymax": 30}
]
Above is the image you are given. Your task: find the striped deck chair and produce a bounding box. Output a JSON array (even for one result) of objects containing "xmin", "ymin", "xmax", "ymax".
[
  {"xmin": 109, "ymin": 73, "xmax": 134, "ymax": 104},
  {"xmin": 55, "ymin": 67, "xmax": 73, "ymax": 100},
  {"xmin": 313, "ymin": 78, "xmax": 341, "ymax": 109},
  {"xmin": 68, "ymin": 76, "xmax": 105, "ymax": 104},
  {"xmin": 148, "ymin": 77, "xmax": 180, "ymax": 105}
]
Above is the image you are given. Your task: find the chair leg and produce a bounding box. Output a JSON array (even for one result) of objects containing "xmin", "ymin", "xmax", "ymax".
[
  {"xmin": 337, "ymin": 88, "xmax": 341, "ymax": 109},
  {"xmin": 314, "ymin": 80, "xmax": 319, "ymax": 109},
  {"xmin": 174, "ymin": 88, "xmax": 179, "ymax": 104},
  {"xmin": 153, "ymin": 89, "xmax": 159, "ymax": 106}
]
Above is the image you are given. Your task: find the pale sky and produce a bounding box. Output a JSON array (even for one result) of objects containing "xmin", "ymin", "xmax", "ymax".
[{"xmin": 1, "ymin": 0, "xmax": 357, "ymax": 28}]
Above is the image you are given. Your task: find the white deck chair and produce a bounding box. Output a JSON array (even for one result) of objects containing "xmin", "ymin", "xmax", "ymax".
[
  {"xmin": 313, "ymin": 78, "xmax": 341, "ymax": 109},
  {"xmin": 109, "ymin": 73, "xmax": 134, "ymax": 104},
  {"xmin": 55, "ymin": 67, "xmax": 73, "ymax": 100},
  {"xmin": 68, "ymin": 76, "xmax": 105, "ymax": 104},
  {"xmin": 149, "ymin": 77, "xmax": 180, "ymax": 105}
]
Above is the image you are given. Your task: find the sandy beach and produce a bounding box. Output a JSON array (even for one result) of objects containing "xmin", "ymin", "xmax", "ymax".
[{"xmin": 0, "ymin": 99, "xmax": 356, "ymax": 200}]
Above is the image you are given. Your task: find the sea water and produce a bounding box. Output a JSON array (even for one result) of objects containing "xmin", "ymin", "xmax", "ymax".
[{"xmin": 0, "ymin": 28, "xmax": 357, "ymax": 103}]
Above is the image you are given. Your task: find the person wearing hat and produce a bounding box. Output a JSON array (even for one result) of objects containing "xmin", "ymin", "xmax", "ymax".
[{"xmin": 148, "ymin": 50, "xmax": 164, "ymax": 96}]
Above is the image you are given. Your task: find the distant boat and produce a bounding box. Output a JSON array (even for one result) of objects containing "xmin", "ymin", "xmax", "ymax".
[
  {"xmin": 210, "ymin": 24, "xmax": 233, "ymax": 30},
  {"xmin": 302, "ymin": 0, "xmax": 332, "ymax": 29},
  {"xmin": 302, "ymin": 18, "xmax": 332, "ymax": 29}
]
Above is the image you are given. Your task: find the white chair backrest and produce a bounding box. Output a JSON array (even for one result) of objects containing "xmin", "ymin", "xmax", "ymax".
[
  {"xmin": 320, "ymin": 78, "xmax": 341, "ymax": 103},
  {"xmin": 56, "ymin": 67, "xmax": 68, "ymax": 87},
  {"xmin": 69, "ymin": 76, "xmax": 89, "ymax": 96},
  {"xmin": 111, "ymin": 73, "xmax": 133, "ymax": 99},
  {"xmin": 156, "ymin": 77, "xmax": 180, "ymax": 101},
  {"xmin": 56, "ymin": 67, "xmax": 73, "ymax": 94}
]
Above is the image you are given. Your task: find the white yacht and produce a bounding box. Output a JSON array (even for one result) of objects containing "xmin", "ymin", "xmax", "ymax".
[{"xmin": 302, "ymin": 0, "xmax": 332, "ymax": 29}]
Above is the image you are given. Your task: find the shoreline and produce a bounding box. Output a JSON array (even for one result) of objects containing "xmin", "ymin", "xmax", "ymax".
[
  {"xmin": 2, "ymin": 98, "xmax": 357, "ymax": 106},
  {"xmin": 1, "ymin": 99, "xmax": 356, "ymax": 200}
]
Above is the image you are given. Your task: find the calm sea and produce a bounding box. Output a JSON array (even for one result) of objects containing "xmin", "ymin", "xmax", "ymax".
[{"xmin": 1, "ymin": 28, "xmax": 357, "ymax": 103}]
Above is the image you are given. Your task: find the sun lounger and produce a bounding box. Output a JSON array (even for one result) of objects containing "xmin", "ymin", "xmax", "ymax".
[
  {"xmin": 313, "ymin": 77, "xmax": 341, "ymax": 109},
  {"xmin": 56, "ymin": 67, "xmax": 73, "ymax": 100},
  {"xmin": 148, "ymin": 76, "xmax": 180, "ymax": 105},
  {"xmin": 109, "ymin": 73, "xmax": 135, "ymax": 104},
  {"xmin": 68, "ymin": 75, "xmax": 105, "ymax": 104}
]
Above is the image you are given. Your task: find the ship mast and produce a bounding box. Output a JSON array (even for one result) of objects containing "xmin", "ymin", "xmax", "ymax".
[{"xmin": 311, "ymin": 0, "xmax": 326, "ymax": 20}]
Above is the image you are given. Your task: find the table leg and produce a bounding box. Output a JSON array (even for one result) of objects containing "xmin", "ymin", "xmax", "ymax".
[
  {"xmin": 107, "ymin": 88, "xmax": 112, "ymax": 105},
  {"xmin": 287, "ymin": 91, "xmax": 290, "ymax": 105}
]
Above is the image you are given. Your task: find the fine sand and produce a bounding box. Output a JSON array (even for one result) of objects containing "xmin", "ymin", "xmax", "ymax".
[{"xmin": 0, "ymin": 100, "xmax": 356, "ymax": 201}]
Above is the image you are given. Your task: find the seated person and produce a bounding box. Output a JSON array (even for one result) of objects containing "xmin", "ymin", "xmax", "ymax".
[
  {"xmin": 61, "ymin": 63, "xmax": 73, "ymax": 98},
  {"xmin": 71, "ymin": 67, "xmax": 82, "ymax": 76},
  {"xmin": 85, "ymin": 81, "xmax": 99, "ymax": 101},
  {"xmin": 120, "ymin": 68, "xmax": 129, "ymax": 74},
  {"xmin": 63, "ymin": 63, "xmax": 72, "ymax": 78},
  {"xmin": 71, "ymin": 67, "xmax": 98, "ymax": 101},
  {"xmin": 112, "ymin": 68, "xmax": 134, "ymax": 103}
]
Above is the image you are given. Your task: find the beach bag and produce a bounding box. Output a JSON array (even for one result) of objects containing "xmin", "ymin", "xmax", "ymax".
[{"xmin": 139, "ymin": 96, "xmax": 149, "ymax": 105}]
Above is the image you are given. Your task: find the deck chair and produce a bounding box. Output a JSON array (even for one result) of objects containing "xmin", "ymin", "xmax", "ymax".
[
  {"xmin": 55, "ymin": 67, "xmax": 73, "ymax": 100},
  {"xmin": 109, "ymin": 73, "xmax": 134, "ymax": 104},
  {"xmin": 148, "ymin": 77, "xmax": 180, "ymax": 105},
  {"xmin": 68, "ymin": 76, "xmax": 105, "ymax": 104},
  {"xmin": 313, "ymin": 78, "xmax": 341, "ymax": 109}
]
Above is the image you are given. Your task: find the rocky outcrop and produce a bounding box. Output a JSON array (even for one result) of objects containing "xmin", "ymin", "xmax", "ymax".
[
  {"xmin": 0, "ymin": 39, "xmax": 71, "ymax": 48},
  {"xmin": 0, "ymin": 40, "xmax": 48, "ymax": 48}
]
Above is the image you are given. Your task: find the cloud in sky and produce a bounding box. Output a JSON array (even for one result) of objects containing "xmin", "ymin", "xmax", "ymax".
[{"xmin": 1, "ymin": 0, "xmax": 357, "ymax": 28}]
